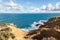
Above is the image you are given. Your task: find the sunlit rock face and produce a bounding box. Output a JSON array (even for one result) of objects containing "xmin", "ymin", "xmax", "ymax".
[{"xmin": 25, "ymin": 16, "xmax": 60, "ymax": 40}]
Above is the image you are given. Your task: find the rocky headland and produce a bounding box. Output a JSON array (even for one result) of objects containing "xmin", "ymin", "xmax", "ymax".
[
  {"xmin": 0, "ymin": 16, "xmax": 60, "ymax": 40},
  {"xmin": 25, "ymin": 16, "xmax": 60, "ymax": 40}
]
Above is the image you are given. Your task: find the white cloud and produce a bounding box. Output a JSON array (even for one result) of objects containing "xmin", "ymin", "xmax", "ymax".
[
  {"xmin": 40, "ymin": 3, "xmax": 60, "ymax": 12},
  {"xmin": 6, "ymin": 1, "xmax": 16, "ymax": 6},
  {"xmin": 0, "ymin": 0, "xmax": 60, "ymax": 13},
  {"xmin": 56, "ymin": 2, "xmax": 60, "ymax": 9},
  {"xmin": 0, "ymin": 4, "xmax": 6, "ymax": 12},
  {"xmin": 47, "ymin": 3, "xmax": 54, "ymax": 11},
  {"xmin": 41, "ymin": 5, "xmax": 46, "ymax": 9},
  {"xmin": 0, "ymin": 0, "xmax": 25, "ymax": 13},
  {"xmin": 40, "ymin": 5, "xmax": 47, "ymax": 12},
  {"xmin": 28, "ymin": 6, "xmax": 41, "ymax": 13}
]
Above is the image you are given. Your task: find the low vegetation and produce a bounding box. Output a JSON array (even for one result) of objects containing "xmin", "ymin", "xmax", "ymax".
[{"xmin": 0, "ymin": 22, "xmax": 15, "ymax": 40}]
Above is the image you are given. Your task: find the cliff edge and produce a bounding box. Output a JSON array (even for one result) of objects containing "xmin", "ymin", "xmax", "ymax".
[
  {"xmin": 0, "ymin": 16, "xmax": 60, "ymax": 40},
  {"xmin": 25, "ymin": 16, "xmax": 60, "ymax": 40},
  {"xmin": 0, "ymin": 23, "xmax": 28, "ymax": 40}
]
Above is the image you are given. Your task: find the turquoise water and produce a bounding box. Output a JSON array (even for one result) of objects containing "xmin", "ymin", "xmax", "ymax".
[{"xmin": 0, "ymin": 13, "xmax": 60, "ymax": 30}]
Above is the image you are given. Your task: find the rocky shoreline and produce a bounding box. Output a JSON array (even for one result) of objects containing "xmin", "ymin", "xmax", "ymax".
[
  {"xmin": 0, "ymin": 16, "xmax": 60, "ymax": 40},
  {"xmin": 25, "ymin": 16, "xmax": 60, "ymax": 40}
]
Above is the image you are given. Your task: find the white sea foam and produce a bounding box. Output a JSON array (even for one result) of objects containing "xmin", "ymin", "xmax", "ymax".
[{"xmin": 21, "ymin": 20, "xmax": 47, "ymax": 32}]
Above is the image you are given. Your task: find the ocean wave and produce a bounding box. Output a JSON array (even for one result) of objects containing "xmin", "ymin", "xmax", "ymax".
[{"xmin": 21, "ymin": 20, "xmax": 47, "ymax": 32}]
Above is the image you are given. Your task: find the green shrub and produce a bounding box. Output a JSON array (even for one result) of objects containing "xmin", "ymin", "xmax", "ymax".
[{"xmin": 0, "ymin": 22, "xmax": 7, "ymax": 27}]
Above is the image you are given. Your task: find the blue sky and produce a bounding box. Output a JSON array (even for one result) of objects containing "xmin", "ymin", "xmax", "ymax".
[
  {"xmin": 3, "ymin": 0, "xmax": 60, "ymax": 7},
  {"xmin": 23, "ymin": 0, "xmax": 59, "ymax": 7},
  {"xmin": 0, "ymin": 0, "xmax": 60, "ymax": 13}
]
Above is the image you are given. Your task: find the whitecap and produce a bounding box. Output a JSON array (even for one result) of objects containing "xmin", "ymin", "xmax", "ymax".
[{"xmin": 21, "ymin": 20, "xmax": 47, "ymax": 32}]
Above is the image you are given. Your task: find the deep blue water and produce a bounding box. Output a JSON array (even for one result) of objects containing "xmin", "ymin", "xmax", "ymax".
[{"xmin": 0, "ymin": 13, "xmax": 60, "ymax": 29}]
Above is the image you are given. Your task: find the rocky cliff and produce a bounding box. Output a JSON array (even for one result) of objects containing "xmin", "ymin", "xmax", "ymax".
[
  {"xmin": 25, "ymin": 16, "xmax": 60, "ymax": 40},
  {"xmin": 0, "ymin": 16, "xmax": 60, "ymax": 40}
]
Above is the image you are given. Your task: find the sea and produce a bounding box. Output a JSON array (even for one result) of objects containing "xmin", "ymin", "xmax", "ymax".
[{"xmin": 0, "ymin": 13, "xmax": 60, "ymax": 31}]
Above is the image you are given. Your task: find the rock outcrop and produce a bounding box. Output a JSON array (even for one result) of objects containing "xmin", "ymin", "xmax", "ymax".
[
  {"xmin": 0, "ymin": 16, "xmax": 60, "ymax": 40},
  {"xmin": 0, "ymin": 23, "xmax": 28, "ymax": 40},
  {"xmin": 25, "ymin": 16, "xmax": 60, "ymax": 40}
]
